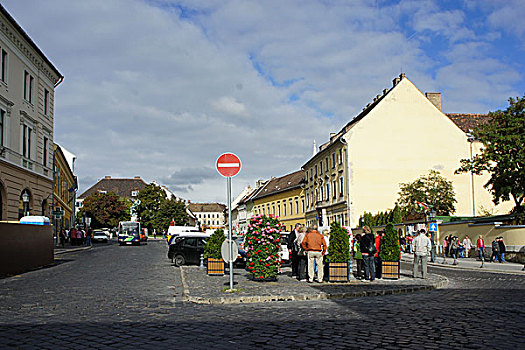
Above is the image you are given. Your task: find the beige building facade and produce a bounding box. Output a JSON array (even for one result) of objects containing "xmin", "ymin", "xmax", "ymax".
[
  {"xmin": 306, "ymin": 73, "xmax": 513, "ymax": 228},
  {"xmin": 0, "ymin": 5, "xmax": 63, "ymax": 221}
]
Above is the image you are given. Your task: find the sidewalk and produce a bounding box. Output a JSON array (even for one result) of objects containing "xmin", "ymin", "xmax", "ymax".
[
  {"xmin": 180, "ymin": 265, "xmax": 448, "ymax": 304},
  {"xmin": 401, "ymin": 252, "xmax": 525, "ymax": 274},
  {"xmin": 54, "ymin": 242, "xmax": 93, "ymax": 255}
]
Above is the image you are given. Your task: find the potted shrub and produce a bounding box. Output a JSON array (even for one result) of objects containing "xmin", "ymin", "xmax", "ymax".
[
  {"xmin": 327, "ymin": 222, "xmax": 351, "ymax": 282},
  {"xmin": 204, "ymin": 229, "xmax": 225, "ymax": 275},
  {"xmin": 245, "ymin": 214, "xmax": 283, "ymax": 281},
  {"xmin": 379, "ymin": 223, "xmax": 401, "ymax": 279}
]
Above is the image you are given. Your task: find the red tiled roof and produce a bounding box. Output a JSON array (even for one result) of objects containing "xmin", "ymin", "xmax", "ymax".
[
  {"xmin": 78, "ymin": 177, "xmax": 147, "ymax": 199},
  {"xmin": 188, "ymin": 203, "xmax": 226, "ymax": 213},
  {"xmin": 446, "ymin": 113, "xmax": 492, "ymax": 133},
  {"xmin": 251, "ymin": 170, "xmax": 304, "ymax": 200}
]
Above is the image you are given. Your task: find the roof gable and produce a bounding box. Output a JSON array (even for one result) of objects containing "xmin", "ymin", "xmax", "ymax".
[
  {"xmin": 252, "ymin": 170, "xmax": 304, "ymax": 200},
  {"xmin": 78, "ymin": 177, "xmax": 147, "ymax": 199}
]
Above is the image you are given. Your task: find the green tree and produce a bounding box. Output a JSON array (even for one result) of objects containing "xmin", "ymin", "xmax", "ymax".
[
  {"xmin": 136, "ymin": 184, "xmax": 167, "ymax": 231},
  {"xmin": 391, "ymin": 205, "xmax": 403, "ymax": 224},
  {"xmin": 204, "ymin": 229, "xmax": 226, "ymax": 259},
  {"xmin": 396, "ymin": 170, "xmax": 457, "ymax": 215},
  {"xmin": 155, "ymin": 198, "xmax": 189, "ymax": 232},
  {"xmin": 79, "ymin": 192, "xmax": 130, "ymax": 228},
  {"xmin": 456, "ymin": 95, "xmax": 525, "ymax": 216}
]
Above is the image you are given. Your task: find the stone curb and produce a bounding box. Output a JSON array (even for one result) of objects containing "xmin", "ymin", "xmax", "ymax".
[
  {"xmin": 401, "ymin": 257, "xmax": 525, "ymax": 276},
  {"xmin": 54, "ymin": 246, "xmax": 92, "ymax": 255},
  {"xmin": 180, "ymin": 270, "xmax": 449, "ymax": 305}
]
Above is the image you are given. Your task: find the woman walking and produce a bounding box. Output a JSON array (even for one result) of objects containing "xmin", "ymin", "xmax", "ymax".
[{"xmin": 353, "ymin": 234, "xmax": 364, "ymax": 279}]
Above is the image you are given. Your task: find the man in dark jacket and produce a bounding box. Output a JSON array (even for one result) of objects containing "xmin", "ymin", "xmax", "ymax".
[
  {"xmin": 360, "ymin": 226, "xmax": 376, "ymax": 281},
  {"xmin": 497, "ymin": 237, "xmax": 506, "ymax": 262},
  {"xmin": 490, "ymin": 239, "xmax": 501, "ymax": 263},
  {"xmin": 288, "ymin": 223, "xmax": 302, "ymax": 277}
]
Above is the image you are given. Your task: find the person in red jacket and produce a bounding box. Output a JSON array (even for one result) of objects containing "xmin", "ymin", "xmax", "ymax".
[
  {"xmin": 477, "ymin": 235, "xmax": 485, "ymax": 268},
  {"xmin": 375, "ymin": 231, "xmax": 383, "ymax": 279}
]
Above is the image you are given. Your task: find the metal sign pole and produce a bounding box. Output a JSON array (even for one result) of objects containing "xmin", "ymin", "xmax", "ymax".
[{"xmin": 227, "ymin": 176, "xmax": 234, "ymax": 290}]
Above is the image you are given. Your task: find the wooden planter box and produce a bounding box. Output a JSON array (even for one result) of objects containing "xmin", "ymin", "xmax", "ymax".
[
  {"xmin": 329, "ymin": 262, "xmax": 349, "ymax": 282},
  {"xmin": 381, "ymin": 260, "xmax": 400, "ymax": 280},
  {"xmin": 207, "ymin": 258, "xmax": 225, "ymax": 275}
]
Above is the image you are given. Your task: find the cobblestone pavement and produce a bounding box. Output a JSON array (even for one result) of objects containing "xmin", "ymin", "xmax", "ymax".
[{"xmin": 1, "ymin": 241, "xmax": 524, "ymax": 349}]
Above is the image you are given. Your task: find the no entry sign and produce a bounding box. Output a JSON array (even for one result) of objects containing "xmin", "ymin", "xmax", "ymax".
[{"xmin": 216, "ymin": 153, "xmax": 241, "ymax": 177}]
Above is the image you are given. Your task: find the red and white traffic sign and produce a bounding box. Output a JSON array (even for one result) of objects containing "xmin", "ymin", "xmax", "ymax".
[{"xmin": 216, "ymin": 153, "xmax": 242, "ymax": 177}]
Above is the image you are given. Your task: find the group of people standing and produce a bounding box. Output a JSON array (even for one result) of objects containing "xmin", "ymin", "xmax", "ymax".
[
  {"xmin": 57, "ymin": 227, "xmax": 92, "ymax": 248},
  {"xmin": 288, "ymin": 224, "xmax": 329, "ymax": 283},
  {"xmin": 353, "ymin": 226, "xmax": 382, "ymax": 281}
]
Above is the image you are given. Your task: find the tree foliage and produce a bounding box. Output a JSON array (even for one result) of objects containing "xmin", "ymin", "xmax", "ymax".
[
  {"xmin": 359, "ymin": 205, "xmax": 404, "ymax": 228},
  {"xmin": 396, "ymin": 170, "xmax": 457, "ymax": 215},
  {"xmin": 78, "ymin": 192, "xmax": 130, "ymax": 228},
  {"xmin": 456, "ymin": 95, "xmax": 525, "ymax": 215},
  {"xmin": 327, "ymin": 222, "xmax": 350, "ymax": 263},
  {"xmin": 136, "ymin": 183, "xmax": 190, "ymax": 232}
]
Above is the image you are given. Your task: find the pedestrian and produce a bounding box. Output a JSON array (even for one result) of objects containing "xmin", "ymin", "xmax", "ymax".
[
  {"xmin": 498, "ymin": 237, "xmax": 506, "ymax": 262},
  {"xmin": 294, "ymin": 226, "xmax": 308, "ymax": 281},
  {"xmin": 360, "ymin": 226, "xmax": 376, "ymax": 282},
  {"xmin": 477, "ymin": 235, "xmax": 485, "ymax": 268},
  {"xmin": 353, "ymin": 234, "xmax": 364, "ymax": 279},
  {"xmin": 463, "ymin": 235, "xmax": 472, "ymax": 258},
  {"xmin": 375, "ymin": 231, "xmax": 383, "ymax": 279},
  {"xmin": 70, "ymin": 227, "xmax": 77, "ymax": 246},
  {"xmin": 86, "ymin": 228, "xmax": 92, "ymax": 246},
  {"xmin": 399, "ymin": 235, "xmax": 406, "ymax": 253},
  {"xmin": 322, "ymin": 229, "xmax": 330, "ymax": 281},
  {"xmin": 412, "ymin": 229, "xmax": 432, "ymax": 278},
  {"xmin": 59, "ymin": 229, "xmax": 66, "ymax": 248},
  {"xmin": 406, "ymin": 235, "xmax": 413, "ymax": 253},
  {"xmin": 153, "ymin": 230, "xmax": 157, "ymax": 239},
  {"xmin": 450, "ymin": 236, "xmax": 459, "ymax": 265},
  {"xmin": 288, "ymin": 223, "xmax": 302, "ymax": 278},
  {"xmin": 443, "ymin": 235, "xmax": 450, "ymax": 257},
  {"xmin": 490, "ymin": 238, "xmax": 501, "ymax": 263},
  {"xmin": 301, "ymin": 227, "xmax": 327, "ymax": 283}
]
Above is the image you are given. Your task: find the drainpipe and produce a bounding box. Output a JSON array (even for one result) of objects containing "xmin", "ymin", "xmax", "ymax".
[{"xmin": 340, "ymin": 137, "xmax": 351, "ymax": 227}]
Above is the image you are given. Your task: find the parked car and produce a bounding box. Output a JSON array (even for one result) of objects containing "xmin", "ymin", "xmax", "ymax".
[
  {"xmin": 168, "ymin": 235, "xmax": 208, "ymax": 266},
  {"xmin": 92, "ymin": 230, "xmax": 109, "ymax": 243}
]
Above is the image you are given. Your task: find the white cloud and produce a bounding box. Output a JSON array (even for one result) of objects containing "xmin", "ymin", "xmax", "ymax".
[{"xmin": 2, "ymin": 0, "xmax": 523, "ymax": 204}]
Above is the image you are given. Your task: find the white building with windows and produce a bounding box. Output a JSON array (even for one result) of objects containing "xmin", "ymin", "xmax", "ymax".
[
  {"xmin": 187, "ymin": 202, "xmax": 226, "ymax": 231},
  {"xmin": 0, "ymin": 4, "xmax": 63, "ymax": 220}
]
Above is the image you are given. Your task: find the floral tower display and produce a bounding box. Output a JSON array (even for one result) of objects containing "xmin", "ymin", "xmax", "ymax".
[{"xmin": 245, "ymin": 214, "xmax": 283, "ymax": 281}]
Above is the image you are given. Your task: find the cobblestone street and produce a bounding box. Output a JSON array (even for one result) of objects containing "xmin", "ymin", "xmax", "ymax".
[{"xmin": 0, "ymin": 240, "xmax": 524, "ymax": 349}]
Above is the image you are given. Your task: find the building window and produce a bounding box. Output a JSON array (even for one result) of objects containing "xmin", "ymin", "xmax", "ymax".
[
  {"xmin": 325, "ymin": 184, "xmax": 329, "ymax": 200},
  {"xmin": 283, "ymin": 201, "xmax": 287, "ymax": 217},
  {"xmin": 272, "ymin": 203, "xmax": 275, "ymax": 215},
  {"xmin": 332, "ymin": 153, "xmax": 336, "ymax": 168},
  {"xmin": 319, "ymin": 162, "xmax": 323, "ymax": 174},
  {"xmin": 44, "ymin": 89, "xmax": 49, "ymax": 116},
  {"xmin": 289, "ymin": 199, "xmax": 292, "ymax": 215},
  {"xmin": 43, "ymin": 136, "xmax": 48, "ymax": 167},
  {"xmin": 332, "ymin": 180, "xmax": 337, "ymax": 199},
  {"xmin": 338, "ymin": 148, "xmax": 343, "ymax": 164},
  {"xmin": 314, "ymin": 165, "xmax": 317, "ymax": 177},
  {"xmin": 22, "ymin": 124, "xmax": 32, "ymax": 159},
  {"xmin": 295, "ymin": 198, "xmax": 299, "ymax": 214},
  {"xmin": 131, "ymin": 190, "xmax": 139, "ymax": 197},
  {"xmin": 339, "ymin": 177, "xmax": 344, "ymax": 197},
  {"xmin": 24, "ymin": 71, "xmax": 34, "ymax": 103},
  {"xmin": 1, "ymin": 49, "xmax": 7, "ymax": 83},
  {"xmin": 325, "ymin": 158, "xmax": 329, "ymax": 172},
  {"xmin": 301, "ymin": 197, "xmax": 305, "ymax": 213},
  {"xmin": 0, "ymin": 109, "xmax": 4, "ymax": 146},
  {"xmin": 277, "ymin": 201, "xmax": 281, "ymax": 217}
]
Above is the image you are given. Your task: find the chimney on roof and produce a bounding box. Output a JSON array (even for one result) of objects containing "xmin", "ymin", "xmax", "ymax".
[
  {"xmin": 256, "ymin": 179, "xmax": 265, "ymax": 188},
  {"xmin": 425, "ymin": 92, "xmax": 441, "ymax": 111},
  {"xmin": 134, "ymin": 176, "xmax": 141, "ymax": 179},
  {"xmin": 104, "ymin": 176, "xmax": 111, "ymax": 179},
  {"xmin": 383, "ymin": 89, "xmax": 388, "ymax": 95},
  {"xmin": 330, "ymin": 133, "xmax": 335, "ymax": 140},
  {"xmin": 393, "ymin": 76, "xmax": 401, "ymax": 87}
]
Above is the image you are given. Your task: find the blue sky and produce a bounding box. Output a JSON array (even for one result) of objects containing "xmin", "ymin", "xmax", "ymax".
[{"xmin": 3, "ymin": 0, "xmax": 524, "ymax": 203}]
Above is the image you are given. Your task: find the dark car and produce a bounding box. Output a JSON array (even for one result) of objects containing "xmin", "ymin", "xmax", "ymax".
[{"xmin": 168, "ymin": 236, "xmax": 207, "ymax": 266}]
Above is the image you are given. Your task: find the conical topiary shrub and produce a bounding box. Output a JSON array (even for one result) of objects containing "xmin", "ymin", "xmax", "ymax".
[
  {"xmin": 327, "ymin": 222, "xmax": 350, "ymax": 263},
  {"xmin": 204, "ymin": 229, "xmax": 226, "ymax": 259},
  {"xmin": 379, "ymin": 223, "xmax": 401, "ymax": 279},
  {"xmin": 204, "ymin": 229, "xmax": 226, "ymax": 275},
  {"xmin": 245, "ymin": 214, "xmax": 283, "ymax": 281}
]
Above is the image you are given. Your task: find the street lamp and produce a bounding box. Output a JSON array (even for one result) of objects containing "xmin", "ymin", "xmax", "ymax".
[
  {"xmin": 22, "ymin": 192, "xmax": 30, "ymax": 217},
  {"xmin": 466, "ymin": 131, "xmax": 476, "ymax": 216}
]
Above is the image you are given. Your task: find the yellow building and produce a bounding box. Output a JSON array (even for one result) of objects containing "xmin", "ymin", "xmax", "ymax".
[
  {"xmin": 304, "ymin": 73, "xmax": 513, "ymax": 228},
  {"xmin": 53, "ymin": 143, "xmax": 77, "ymax": 233},
  {"xmin": 251, "ymin": 170, "xmax": 305, "ymax": 232}
]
